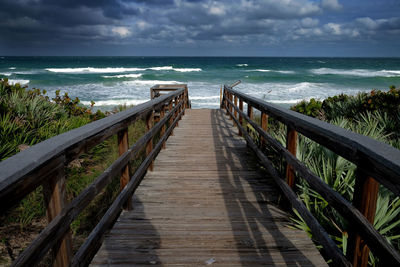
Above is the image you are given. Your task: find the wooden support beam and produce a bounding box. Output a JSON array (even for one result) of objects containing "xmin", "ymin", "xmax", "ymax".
[
  {"xmin": 161, "ymin": 105, "xmax": 166, "ymax": 149},
  {"xmin": 220, "ymin": 86, "xmax": 223, "ymax": 108},
  {"xmin": 42, "ymin": 166, "xmax": 72, "ymax": 267},
  {"xmin": 118, "ymin": 128, "xmax": 132, "ymax": 210},
  {"xmin": 260, "ymin": 112, "xmax": 268, "ymax": 148},
  {"xmin": 169, "ymin": 100, "xmax": 174, "ymax": 136},
  {"xmin": 174, "ymin": 97, "xmax": 179, "ymax": 127},
  {"xmin": 348, "ymin": 172, "xmax": 380, "ymax": 267},
  {"xmin": 233, "ymin": 95, "xmax": 238, "ymax": 126},
  {"xmin": 285, "ymin": 127, "xmax": 298, "ymax": 188},
  {"xmin": 225, "ymin": 91, "xmax": 229, "ymax": 116},
  {"xmin": 146, "ymin": 111, "xmax": 154, "ymax": 171},
  {"xmin": 238, "ymin": 98, "xmax": 243, "ymax": 136},
  {"xmin": 228, "ymin": 93, "xmax": 233, "ymax": 120},
  {"xmin": 246, "ymin": 104, "xmax": 253, "ymax": 133}
]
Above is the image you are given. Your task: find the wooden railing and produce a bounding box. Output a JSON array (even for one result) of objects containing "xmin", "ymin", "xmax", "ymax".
[
  {"xmin": 222, "ymin": 85, "xmax": 400, "ymax": 267},
  {"xmin": 0, "ymin": 88, "xmax": 188, "ymax": 267},
  {"xmin": 151, "ymin": 84, "xmax": 191, "ymax": 109}
]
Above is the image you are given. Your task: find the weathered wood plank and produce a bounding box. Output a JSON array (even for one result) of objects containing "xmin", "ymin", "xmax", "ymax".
[{"xmin": 91, "ymin": 109, "xmax": 327, "ymax": 266}]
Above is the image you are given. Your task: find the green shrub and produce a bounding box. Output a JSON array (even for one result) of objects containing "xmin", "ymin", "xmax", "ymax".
[{"xmin": 291, "ymin": 98, "xmax": 322, "ymax": 118}]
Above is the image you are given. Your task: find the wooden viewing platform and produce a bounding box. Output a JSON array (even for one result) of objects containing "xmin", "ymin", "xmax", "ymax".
[
  {"xmin": 1, "ymin": 84, "xmax": 400, "ymax": 267},
  {"xmin": 91, "ymin": 109, "xmax": 326, "ymax": 266}
]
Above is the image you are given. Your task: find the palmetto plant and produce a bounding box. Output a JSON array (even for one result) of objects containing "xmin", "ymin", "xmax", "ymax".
[{"xmin": 289, "ymin": 112, "xmax": 400, "ymax": 266}]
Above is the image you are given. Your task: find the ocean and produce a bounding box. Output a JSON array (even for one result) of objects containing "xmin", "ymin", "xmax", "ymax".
[{"xmin": 1, "ymin": 56, "xmax": 399, "ymax": 109}]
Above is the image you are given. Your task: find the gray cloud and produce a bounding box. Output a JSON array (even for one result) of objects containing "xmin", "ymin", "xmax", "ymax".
[{"xmin": 0, "ymin": 0, "xmax": 399, "ymax": 55}]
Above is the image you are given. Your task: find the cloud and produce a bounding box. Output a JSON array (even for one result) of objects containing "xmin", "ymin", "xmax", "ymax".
[
  {"xmin": 321, "ymin": 0, "xmax": 342, "ymax": 11},
  {"xmin": 112, "ymin": 27, "xmax": 131, "ymax": 38},
  {"xmin": 301, "ymin": 18, "xmax": 319, "ymax": 28},
  {"xmin": 0, "ymin": 0, "xmax": 399, "ymax": 55}
]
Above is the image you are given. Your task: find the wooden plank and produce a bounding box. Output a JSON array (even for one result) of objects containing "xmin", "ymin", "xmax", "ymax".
[{"xmin": 91, "ymin": 109, "xmax": 327, "ymax": 266}]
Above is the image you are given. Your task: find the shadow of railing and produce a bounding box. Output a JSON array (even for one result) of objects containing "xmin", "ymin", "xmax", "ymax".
[{"xmin": 210, "ymin": 109, "xmax": 316, "ymax": 266}]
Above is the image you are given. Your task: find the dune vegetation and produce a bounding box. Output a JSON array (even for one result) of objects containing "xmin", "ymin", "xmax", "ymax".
[
  {"xmin": 281, "ymin": 86, "xmax": 400, "ymax": 266},
  {"xmin": 0, "ymin": 79, "xmax": 146, "ymax": 264}
]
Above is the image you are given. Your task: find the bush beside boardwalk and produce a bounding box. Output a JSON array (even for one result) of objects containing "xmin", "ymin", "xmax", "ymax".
[
  {"xmin": 0, "ymin": 79, "xmax": 146, "ymax": 265},
  {"xmin": 286, "ymin": 86, "xmax": 400, "ymax": 266}
]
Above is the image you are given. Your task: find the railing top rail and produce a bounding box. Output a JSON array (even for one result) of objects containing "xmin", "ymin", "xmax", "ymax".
[
  {"xmin": 0, "ymin": 89, "xmax": 184, "ymax": 205},
  {"xmin": 150, "ymin": 84, "xmax": 188, "ymax": 90},
  {"xmin": 224, "ymin": 85, "xmax": 400, "ymax": 196}
]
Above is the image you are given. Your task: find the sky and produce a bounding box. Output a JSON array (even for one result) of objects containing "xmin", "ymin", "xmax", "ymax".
[{"xmin": 0, "ymin": 0, "xmax": 399, "ymax": 57}]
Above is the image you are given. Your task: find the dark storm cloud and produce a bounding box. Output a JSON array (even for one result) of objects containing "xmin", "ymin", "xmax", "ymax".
[{"xmin": 0, "ymin": 0, "xmax": 399, "ymax": 56}]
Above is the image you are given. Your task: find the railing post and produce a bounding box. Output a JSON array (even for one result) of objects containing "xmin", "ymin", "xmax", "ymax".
[
  {"xmin": 161, "ymin": 105, "xmax": 166, "ymax": 149},
  {"xmin": 233, "ymin": 95, "xmax": 238, "ymax": 126},
  {"xmin": 228, "ymin": 93, "xmax": 233, "ymax": 120},
  {"xmin": 285, "ymin": 127, "xmax": 298, "ymax": 188},
  {"xmin": 348, "ymin": 171, "xmax": 379, "ymax": 267},
  {"xmin": 220, "ymin": 86, "xmax": 223, "ymax": 108},
  {"xmin": 118, "ymin": 128, "xmax": 132, "ymax": 210},
  {"xmin": 225, "ymin": 91, "xmax": 229, "ymax": 115},
  {"xmin": 247, "ymin": 104, "xmax": 253, "ymax": 132},
  {"xmin": 238, "ymin": 98, "xmax": 243, "ymax": 136},
  {"xmin": 260, "ymin": 112, "xmax": 268, "ymax": 148},
  {"xmin": 181, "ymin": 93, "xmax": 185, "ymax": 116},
  {"xmin": 185, "ymin": 86, "xmax": 189, "ymax": 109},
  {"xmin": 169, "ymin": 100, "xmax": 174, "ymax": 136},
  {"xmin": 42, "ymin": 164, "xmax": 72, "ymax": 267},
  {"xmin": 174, "ymin": 96, "xmax": 179, "ymax": 127},
  {"xmin": 146, "ymin": 110, "xmax": 154, "ymax": 171}
]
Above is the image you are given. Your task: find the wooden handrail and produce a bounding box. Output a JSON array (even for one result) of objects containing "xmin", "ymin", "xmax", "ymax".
[
  {"xmin": 0, "ymin": 89, "xmax": 184, "ymax": 211},
  {"xmin": 1, "ymin": 88, "xmax": 186, "ymax": 266},
  {"xmin": 222, "ymin": 85, "xmax": 400, "ymax": 267}
]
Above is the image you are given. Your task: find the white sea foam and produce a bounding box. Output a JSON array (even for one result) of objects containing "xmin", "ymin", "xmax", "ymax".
[
  {"xmin": 237, "ymin": 64, "xmax": 248, "ymax": 67},
  {"xmin": 190, "ymin": 96, "xmax": 220, "ymax": 100},
  {"xmin": 9, "ymin": 79, "xmax": 29, "ymax": 85},
  {"xmin": 276, "ymin": 70, "xmax": 296, "ymax": 74},
  {"xmin": 0, "ymin": 73, "xmax": 12, "ymax": 76},
  {"xmin": 248, "ymin": 69, "xmax": 294, "ymax": 74},
  {"xmin": 251, "ymin": 69, "xmax": 271, "ymax": 72},
  {"xmin": 268, "ymin": 99, "xmax": 307, "ymax": 104},
  {"xmin": 46, "ymin": 66, "xmax": 201, "ymax": 73},
  {"xmin": 102, "ymin": 74, "xmax": 142, "ymax": 79},
  {"xmin": 148, "ymin": 66, "xmax": 173, "ymax": 71},
  {"xmin": 81, "ymin": 99, "xmax": 147, "ymax": 106},
  {"xmin": 46, "ymin": 67, "xmax": 146, "ymax": 73},
  {"xmin": 192, "ymin": 102, "xmax": 220, "ymax": 106},
  {"xmin": 287, "ymin": 82, "xmax": 322, "ymax": 92},
  {"xmin": 9, "ymin": 67, "xmax": 16, "ymax": 70},
  {"xmin": 310, "ymin": 68, "xmax": 400, "ymax": 77},
  {"xmin": 174, "ymin": 68, "xmax": 202, "ymax": 72},
  {"xmin": 122, "ymin": 80, "xmax": 181, "ymax": 86}
]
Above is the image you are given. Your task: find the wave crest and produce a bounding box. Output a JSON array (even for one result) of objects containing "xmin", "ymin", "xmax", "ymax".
[
  {"xmin": 311, "ymin": 68, "xmax": 400, "ymax": 77},
  {"xmin": 102, "ymin": 74, "xmax": 142, "ymax": 79}
]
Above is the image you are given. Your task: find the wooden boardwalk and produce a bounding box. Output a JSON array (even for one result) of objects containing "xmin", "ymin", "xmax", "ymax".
[{"xmin": 91, "ymin": 109, "xmax": 327, "ymax": 266}]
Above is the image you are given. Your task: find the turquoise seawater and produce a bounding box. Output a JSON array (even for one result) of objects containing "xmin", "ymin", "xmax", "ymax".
[{"xmin": 0, "ymin": 56, "xmax": 399, "ymax": 109}]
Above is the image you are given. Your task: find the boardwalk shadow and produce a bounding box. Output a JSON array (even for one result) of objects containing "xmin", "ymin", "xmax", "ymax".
[
  {"xmin": 93, "ymin": 196, "xmax": 161, "ymax": 266},
  {"xmin": 210, "ymin": 109, "xmax": 317, "ymax": 266}
]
